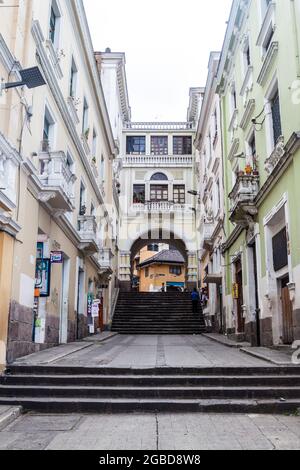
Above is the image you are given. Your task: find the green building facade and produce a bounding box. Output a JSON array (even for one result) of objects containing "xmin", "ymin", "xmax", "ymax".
[{"xmin": 217, "ymin": 0, "xmax": 300, "ymax": 346}]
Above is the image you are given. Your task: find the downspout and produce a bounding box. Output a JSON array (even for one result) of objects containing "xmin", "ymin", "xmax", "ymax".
[{"xmin": 290, "ymin": 0, "xmax": 300, "ymax": 77}]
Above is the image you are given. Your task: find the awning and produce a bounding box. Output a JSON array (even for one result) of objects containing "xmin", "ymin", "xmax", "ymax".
[
  {"xmin": 167, "ymin": 282, "xmax": 185, "ymax": 287},
  {"xmin": 203, "ymin": 274, "xmax": 222, "ymax": 285}
]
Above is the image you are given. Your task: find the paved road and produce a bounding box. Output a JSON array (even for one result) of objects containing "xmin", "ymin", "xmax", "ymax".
[
  {"xmin": 14, "ymin": 335, "xmax": 272, "ymax": 368},
  {"xmin": 0, "ymin": 412, "xmax": 299, "ymax": 450}
]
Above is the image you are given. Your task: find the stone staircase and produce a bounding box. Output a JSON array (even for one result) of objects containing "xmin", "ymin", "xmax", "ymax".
[
  {"xmin": 0, "ymin": 365, "xmax": 300, "ymax": 413},
  {"xmin": 111, "ymin": 292, "xmax": 206, "ymax": 334}
]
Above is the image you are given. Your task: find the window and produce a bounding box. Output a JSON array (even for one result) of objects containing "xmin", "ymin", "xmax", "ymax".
[
  {"xmin": 173, "ymin": 185, "xmax": 185, "ymax": 204},
  {"xmin": 100, "ymin": 154, "xmax": 105, "ymax": 182},
  {"xmin": 42, "ymin": 107, "xmax": 55, "ymax": 151},
  {"xmin": 150, "ymin": 185, "xmax": 168, "ymax": 201},
  {"xmin": 92, "ymin": 129, "xmax": 97, "ymax": 157},
  {"xmin": 272, "ymin": 228, "xmax": 288, "ymax": 272},
  {"xmin": 82, "ymin": 98, "xmax": 89, "ymax": 135},
  {"xmin": 263, "ymin": 26, "xmax": 274, "ymax": 54},
  {"xmin": 151, "ymin": 136, "xmax": 168, "ymax": 155},
  {"xmin": 249, "ymin": 134, "xmax": 257, "ymax": 158},
  {"xmin": 173, "ymin": 136, "xmax": 192, "ymax": 155},
  {"xmin": 151, "ymin": 173, "xmax": 168, "ymax": 181},
  {"xmin": 69, "ymin": 58, "xmax": 78, "ymax": 98},
  {"xmin": 245, "ymin": 43, "xmax": 251, "ymax": 67},
  {"xmin": 126, "ymin": 136, "xmax": 146, "ymax": 155},
  {"xmin": 145, "ymin": 267, "xmax": 149, "ymax": 278},
  {"xmin": 271, "ymin": 91, "xmax": 282, "ymax": 144},
  {"xmin": 49, "ymin": 7, "xmax": 57, "ymax": 43},
  {"xmin": 49, "ymin": 1, "xmax": 61, "ymax": 46},
  {"xmin": 79, "ymin": 182, "xmax": 86, "ymax": 215},
  {"xmin": 133, "ymin": 184, "xmax": 145, "ymax": 204},
  {"xmin": 148, "ymin": 244, "xmax": 159, "ymax": 252},
  {"xmin": 170, "ymin": 266, "xmax": 182, "ymax": 276}
]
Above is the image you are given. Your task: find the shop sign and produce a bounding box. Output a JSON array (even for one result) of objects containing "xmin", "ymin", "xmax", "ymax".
[{"xmin": 50, "ymin": 251, "xmax": 63, "ymax": 264}]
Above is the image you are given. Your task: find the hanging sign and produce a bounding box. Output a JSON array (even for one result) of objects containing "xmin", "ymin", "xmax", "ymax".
[
  {"xmin": 35, "ymin": 259, "xmax": 51, "ymax": 297},
  {"xmin": 87, "ymin": 293, "xmax": 94, "ymax": 317},
  {"xmin": 232, "ymin": 283, "xmax": 239, "ymax": 300},
  {"xmin": 50, "ymin": 251, "xmax": 63, "ymax": 264},
  {"xmin": 92, "ymin": 301, "xmax": 100, "ymax": 318}
]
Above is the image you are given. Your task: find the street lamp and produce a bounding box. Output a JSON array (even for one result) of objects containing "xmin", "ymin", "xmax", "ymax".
[
  {"xmin": 188, "ymin": 190, "xmax": 200, "ymax": 197},
  {"xmin": 0, "ymin": 66, "xmax": 46, "ymax": 95}
]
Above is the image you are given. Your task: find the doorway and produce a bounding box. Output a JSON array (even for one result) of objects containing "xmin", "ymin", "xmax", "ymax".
[
  {"xmin": 281, "ymin": 276, "xmax": 294, "ymax": 344},
  {"xmin": 76, "ymin": 268, "xmax": 85, "ymax": 340},
  {"xmin": 59, "ymin": 256, "xmax": 70, "ymax": 344},
  {"xmin": 235, "ymin": 258, "xmax": 245, "ymax": 333}
]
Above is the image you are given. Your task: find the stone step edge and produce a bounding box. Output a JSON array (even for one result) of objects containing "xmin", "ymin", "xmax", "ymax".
[{"xmin": 0, "ymin": 406, "xmax": 22, "ymax": 431}]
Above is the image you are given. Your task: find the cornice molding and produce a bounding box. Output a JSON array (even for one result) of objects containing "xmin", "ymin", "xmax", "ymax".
[
  {"xmin": 257, "ymin": 42, "xmax": 279, "ymax": 87},
  {"xmin": 239, "ymin": 98, "xmax": 255, "ymax": 131}
]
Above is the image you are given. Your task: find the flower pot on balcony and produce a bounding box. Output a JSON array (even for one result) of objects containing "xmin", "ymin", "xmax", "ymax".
[
  {"xmin": 238, "ymin": 170, "xmax": 245, "ymax": 177},
  {"xmin": 245, "ymin": 165, "xmax": 253, "ymax": 175},
  {"xmin": 252, "ymin": 170, "xmax": 259, "ymax": 176}
]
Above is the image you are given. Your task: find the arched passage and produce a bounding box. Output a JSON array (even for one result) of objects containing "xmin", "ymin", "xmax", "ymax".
[{"xmin": 119, "ymin": 231, "xmax": 198, "ymax": 292}]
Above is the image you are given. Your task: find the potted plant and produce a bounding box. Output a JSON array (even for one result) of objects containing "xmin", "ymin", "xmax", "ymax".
[
  {"xmin": 245, "ymin": 164, "xmax": 253, "ymax": 175},
  {"xmin": 237, "ymin": 169, "xmax": 245, "ymax": 177},
  {"xmin": 92, "ymin": 156, "xmax": 97, "ymax": 165},
  {"xmin": 84, "ymin": 128, "xmax": 90, "ymax": 140}
]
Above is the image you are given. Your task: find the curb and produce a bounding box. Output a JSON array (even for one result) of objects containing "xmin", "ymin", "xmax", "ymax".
[
  {"xmin": 240, "ymin": 347, "xmax": 293, "ymax": 366},
  {"xmin": 0, "ymin": 406, "xmax": 22, "ymax": 431},
  {"xmin": 83, "ymin": 332, "xmax": 118, "ymax": 343},
  {"xmin": 202, "ymin": 333, "xmax": 249, "ymax": 349}
]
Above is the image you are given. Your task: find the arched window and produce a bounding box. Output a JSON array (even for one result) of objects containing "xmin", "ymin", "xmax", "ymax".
[{"xmin": 150, "ymin": 172, "xmax": 168, "ymax": 181}]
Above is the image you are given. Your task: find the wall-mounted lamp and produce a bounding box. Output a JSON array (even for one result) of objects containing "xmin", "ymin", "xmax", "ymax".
[{"xmin": 0, "ymin": 66, "xmax": 46, "ymax": 96}]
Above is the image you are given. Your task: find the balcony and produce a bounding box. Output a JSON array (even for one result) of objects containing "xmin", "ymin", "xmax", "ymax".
[
  {"xmin": 123, "ymin": 155, "xmax": 193, "ymax": 167},
  {"xmin": 36, "ymin": 148, "xmax": 76, "ymax": 214},
  {"xmin": 132, "ymin": 202, "xmax": 190, "ymax": 213},
  {"xmin": 124, "ymin": 122, "xmax": 194, "ymax": 131},
  {"xmin": 77, "ymin": 215, "xmax": 98, "ymax": 255},
  {"xmin": 201, "ymin": 222, "xmax": 215, "ymax": 251},
  {"xmin": 98, "ymin": 248, "xmax": 114, "ymax": 275},
  {"xmin": 229, "ymin": 174, "xmax": 260, "ymax": 226}
]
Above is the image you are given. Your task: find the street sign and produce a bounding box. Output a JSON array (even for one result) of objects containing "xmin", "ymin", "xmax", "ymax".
[{"xmin": 50, "ymin": 251, "xmax": 63, "ymax": 264}]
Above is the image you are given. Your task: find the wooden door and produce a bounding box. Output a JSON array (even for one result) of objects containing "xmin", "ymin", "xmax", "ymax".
[
  {"xmin": 236, "ymin": 260, "xmax": 245, "ymax": 333},
  {"xmin": 282, "ymin": 285, "xmax": 294, "ymax": 344}
]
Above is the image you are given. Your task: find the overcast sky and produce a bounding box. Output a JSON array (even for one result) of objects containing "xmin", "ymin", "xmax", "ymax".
[{"xmin": 83, "ymin": 0, "xmax": 232, "ymax": 122}]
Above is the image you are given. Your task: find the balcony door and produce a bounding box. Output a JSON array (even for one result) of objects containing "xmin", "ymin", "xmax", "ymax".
[{"xmin": 150, "ymin": 185, "xmax": 168, "ymax": 202}]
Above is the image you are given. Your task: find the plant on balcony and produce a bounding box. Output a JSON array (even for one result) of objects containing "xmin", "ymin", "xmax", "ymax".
[
  {"xmin": 91, "ymin": 156, "xmax": 97, "ymax": 165},
  {"xmin": 245, "ymin": 164, "xmax": 253, "ymax": 175},
  {"xmin": 237, "ymin": 170, "xmax": 245, "ymax": 177}
]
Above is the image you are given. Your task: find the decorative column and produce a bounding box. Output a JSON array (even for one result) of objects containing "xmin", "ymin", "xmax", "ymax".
[
  {"xmin": 187, "ymin": 251, "xmax": 198, "ymax": 290},
  {"xmin": 119, "ymin": 251, "xmax": 131, "ymax": 291}
]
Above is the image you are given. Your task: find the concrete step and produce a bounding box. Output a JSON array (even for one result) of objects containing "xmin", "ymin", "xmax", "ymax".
[
  {"xmin": 1, "ymin": 385, "xmax": 300, "ymax": 399},
  {"xmin": 7, "ymin": 365, "xmax": 300, "ymax": 376},
  {"xmin": 2, "ymin": 374, "xmax": 300, "ymax": 387},
  {"xmin": 0, "ymin": 396, "xmax": 299, "ymax": 414}
]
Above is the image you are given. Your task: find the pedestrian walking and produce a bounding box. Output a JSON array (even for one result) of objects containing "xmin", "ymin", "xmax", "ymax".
[{"xmin": 191, "ymin": 288, "xmax": 200, "ymax": 314}]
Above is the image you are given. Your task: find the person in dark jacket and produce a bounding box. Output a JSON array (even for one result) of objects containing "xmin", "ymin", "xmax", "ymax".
[{"xmin": 191, "ymin": 288, "xmax": 200, "ymax": 313}]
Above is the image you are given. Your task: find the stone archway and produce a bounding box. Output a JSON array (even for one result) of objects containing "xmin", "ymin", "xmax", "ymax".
[{"xmin": 118, "ymin": 231, "xmax": 198, "ymax": 292}]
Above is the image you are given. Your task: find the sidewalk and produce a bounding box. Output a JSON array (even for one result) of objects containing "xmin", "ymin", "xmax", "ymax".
[
  {"xmin": 8, "ymin": 331, "xmax": 118, "ymax": 366},
  {"xmin": 203, "ymin": 333, "xmax": 295, "ymax": 366}
]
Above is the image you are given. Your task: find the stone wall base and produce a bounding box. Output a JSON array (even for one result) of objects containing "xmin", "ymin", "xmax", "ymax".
[
  {"xmin": 293, "ymin": 309, "xmax": 300, "ymax": 341},
  {"xmin": 260, "ymin": 316, "xmax": 273, "ymax": 347}
]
